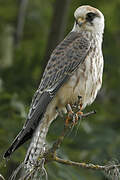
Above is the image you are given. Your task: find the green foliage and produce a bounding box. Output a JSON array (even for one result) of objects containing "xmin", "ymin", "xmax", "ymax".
[{"xmin": 0, "ymin": 0, "xmax": 120, "ymax": 179}]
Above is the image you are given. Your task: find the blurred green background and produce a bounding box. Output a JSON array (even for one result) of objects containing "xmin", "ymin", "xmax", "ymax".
[{"xmin": 0, "ymin": 0, "xmax": 120, "ymax": 179}]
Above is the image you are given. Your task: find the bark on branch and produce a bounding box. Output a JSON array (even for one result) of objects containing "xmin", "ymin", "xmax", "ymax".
[
  {"xmin": 28, "ymin": 110, "xmax": 120, "ymax": 180},
  {"xmin": 8, "ymin": 110, "xmax": 120, "ymax": 180},
  {"xmin": 8, "ymin": 111, "xmax": 120, "ymax": 180}
]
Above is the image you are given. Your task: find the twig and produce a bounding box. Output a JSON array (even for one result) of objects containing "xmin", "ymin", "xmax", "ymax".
[
  {"xmin": 12, "ymin": 109, "xmax": 120, "ymax": 180},
  {"xmin": 53, "ymin": 156, "xmax": 120, "ymax": 180},
  {"xmin": 52, "ymin": 110, "xmax": 96, "ymax": 150},
  {"xmin": 54, "ymin": 156, "xmax": 105, "ymax": 170},
  {"xmin": 43, "ymin": 110, "xmax": 96, "ymax": 163},
  {"xmin": 39, "ymin": 110, "xmax": 119, "ymax": 179},
  {"xmin": 81, "ymin": 110, "xmax": 96, "ymax": 118}
]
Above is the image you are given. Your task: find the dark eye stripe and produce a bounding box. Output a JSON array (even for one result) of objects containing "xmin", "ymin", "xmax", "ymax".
[{"xmin": 86, "ymin": 12, "xmax": 97, "ymax": 22}]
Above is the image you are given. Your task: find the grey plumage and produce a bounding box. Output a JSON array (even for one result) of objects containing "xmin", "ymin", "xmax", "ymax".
[
  {"xmin": 4, "ymin": 31, "xmax": 90, "ymax": 158},
  {"xmin": 4, "ymin": 5, "xmax": 104, "ymax": 175}
]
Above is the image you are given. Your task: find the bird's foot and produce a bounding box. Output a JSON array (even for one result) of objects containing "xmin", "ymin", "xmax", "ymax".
[
  {"xmin": 75, "ymin": 110, "xmax": 83, "ymax": 121},
  {"xmin": 75, "ymin": 95, "xmax": 83, "ymax": 121},
  {"xmin": 66, "ymin": 104, "xmax": 74, "ymax": 126},
  {"xmin": 65, "ymin": 104, "xmax": 83, "ymax": 126}
]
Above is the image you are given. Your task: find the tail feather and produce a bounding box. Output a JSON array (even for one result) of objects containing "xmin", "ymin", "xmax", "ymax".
[
  {"xmin": 24, "ymin": 115, "xmax": 53, "ymax": 170},
  {"xmin": 4, "ymin": 128, "xmax": 33, "ymax": 158},
  {"xmin": 4, "ymin": 91, "xmax": 53, "ymax": 158}
]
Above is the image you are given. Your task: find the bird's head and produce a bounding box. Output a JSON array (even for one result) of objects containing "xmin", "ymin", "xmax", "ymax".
[{"xmin": 72, "ymin": 5, "xmax": 104, "ymax": 34}]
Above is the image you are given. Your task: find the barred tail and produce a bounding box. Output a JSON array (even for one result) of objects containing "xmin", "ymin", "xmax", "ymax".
[{"xmin": 24, "ymin": 116, "xmax": 52, "ymax": 169}]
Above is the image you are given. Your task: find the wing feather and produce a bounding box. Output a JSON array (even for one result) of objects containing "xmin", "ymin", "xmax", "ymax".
[{"xmin": 4, "ymin": 31, "xmax": 91, "ymax": 157}]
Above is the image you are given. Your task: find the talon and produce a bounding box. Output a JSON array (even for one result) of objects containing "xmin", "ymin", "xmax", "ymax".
[
  {"xmin": 76, "ymin": 111, "xmax": 83, "ymax": 120},
  {"xmin": 65, "ymin": 103, "xmax": 83, "ymax": 126},
  {"xmin": 74, "ymin": 113, "xmax": 79, "ymax": 124},
  {"xmin": 77, "ymin": 111, "xmax": 83, "ymax": 116},
  {"xmin": 74, "ymin": 111, "xmax": 83, "ymax": 124},
  {"xmin": 66, "ymin": 111, "xmax": 73, "ymax": 125}
]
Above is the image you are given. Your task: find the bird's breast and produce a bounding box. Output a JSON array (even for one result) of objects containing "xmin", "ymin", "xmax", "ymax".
[
  {"xmin": 56, "ymin": 43, "xmax": 103, "ymax": 110},
  {"xmin": 73, "ymin": 52, "xmax": 103, "ymax": 109}
]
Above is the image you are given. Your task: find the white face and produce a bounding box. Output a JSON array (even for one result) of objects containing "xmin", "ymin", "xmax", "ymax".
[{"xmin": 73, "ymin": 5, "xmax": 104, "ymax": 34}]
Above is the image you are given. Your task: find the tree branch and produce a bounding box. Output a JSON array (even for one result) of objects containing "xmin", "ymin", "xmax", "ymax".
[
  {"xmin": 10, "ymin": 110, "xmax": 120, "ymax": 180},
  {"xmin": 54, "ymin": 156, "xmax": 104, "ymax": 170},
  {"xmin": 44, "ymin": 110, "xmax": 96, "ymax": 158},
  {"xmin": 34, "ymin": 110, "xmax": 120, "ymax": 180}
]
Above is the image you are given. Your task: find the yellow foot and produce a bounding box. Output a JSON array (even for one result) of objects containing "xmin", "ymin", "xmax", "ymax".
[
  {"xmin": 65, "ymin": 104, "xmax": 84, "ymax": 126},
  {"xmin": 65, "ymin": 111, "xmax": 74, "ymax": 126},
  {"xmin": 77, "ymin": 111, "xmax": 83, "ymax": 116},
  {"xmin": 73, "ymin": 111, "xmax": 83, "ymax": 124}
]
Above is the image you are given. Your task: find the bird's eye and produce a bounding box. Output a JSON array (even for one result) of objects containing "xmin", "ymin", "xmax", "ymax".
[{"xmin": 86, "ymin": 12, "xmax": 96, "ymax": 22}]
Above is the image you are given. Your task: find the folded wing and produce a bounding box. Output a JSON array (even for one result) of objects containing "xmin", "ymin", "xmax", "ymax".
[{"xmin": 4, "ymin": 31, "xmax": 90, "ymax": 158}]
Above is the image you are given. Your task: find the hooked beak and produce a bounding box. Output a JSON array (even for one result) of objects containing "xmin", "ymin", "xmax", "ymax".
[{"xmin": 76, "ymin": 17, "xmax": 86, "ymax": 26}]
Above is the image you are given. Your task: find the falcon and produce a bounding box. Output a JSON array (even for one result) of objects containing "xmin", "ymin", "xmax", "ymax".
[{"xmin": 4, "ymin": 5, "xmax": 105, "ymax": 169}]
